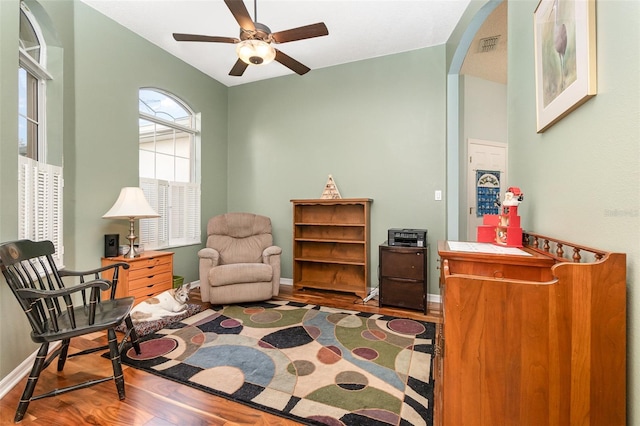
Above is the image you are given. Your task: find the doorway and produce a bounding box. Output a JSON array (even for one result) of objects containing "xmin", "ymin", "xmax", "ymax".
[
  {"xmin": 446, "ymin": 0, "xmax": 507, "ymax": 241},
  {"xmin": 466, "ymin": 139, "xmax": 507, "ymax": 241}
]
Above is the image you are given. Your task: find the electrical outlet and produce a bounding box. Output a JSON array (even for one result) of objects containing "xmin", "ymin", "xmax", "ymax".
[{"xmin": 435, "ymin": 190, "xmax": 442, "ymax": 201}]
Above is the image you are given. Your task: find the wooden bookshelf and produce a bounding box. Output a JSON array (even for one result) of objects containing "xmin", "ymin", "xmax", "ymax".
[{"xmin": 291, "ymin": 198, "xmax": 372, "ymax": 299}]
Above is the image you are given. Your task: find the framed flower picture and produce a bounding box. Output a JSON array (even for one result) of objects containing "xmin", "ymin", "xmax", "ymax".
[{"xmin": 534, "ymin": 0, "xmax": 597, "ymax": 133}]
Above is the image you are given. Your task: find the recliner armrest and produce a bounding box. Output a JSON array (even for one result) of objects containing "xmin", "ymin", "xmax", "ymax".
[
  {"xmin": 263, "ymin": 245, "xmax": 282, "ymax": 256},
  {"xmin": 198, "ymin": 247, "xmax": 221, "ymax": 266},
  {"xmin": 263, "ymin": 245, "xmax": 282, "ymax": 264}
]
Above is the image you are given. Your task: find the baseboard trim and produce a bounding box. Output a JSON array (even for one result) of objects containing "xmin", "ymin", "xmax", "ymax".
[
  {"xmin": 279, "ymin": 278, "xmax": 441, "ymax": 303},
  {"xmin": 428, "ymin": 293, "xmax": 442, "ymax": 304},
  {"xmin": 0, "ymin": 342, "xmax": 60, "ymax": 400}
]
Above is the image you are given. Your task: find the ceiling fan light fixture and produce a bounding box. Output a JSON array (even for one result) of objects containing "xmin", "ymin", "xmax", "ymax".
[{"xmin": 236, "ymin": 39, "xmax": 276, "ymax": 65}]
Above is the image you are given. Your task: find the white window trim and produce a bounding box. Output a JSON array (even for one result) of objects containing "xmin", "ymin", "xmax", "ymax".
[
  {"xmin": 20, "ymin": 3, "xmax": 49, "ymax": 67},
  {"xmin": 19, "ymin": 3, "xmax": 51, "ymax": 163},
  {"xmin": 19, "ymin": 65, "xmax": 48, "ymax": 161},
  {"xmin": 19, "ymin": 50, "xmax": 52, "ymax": 81}
]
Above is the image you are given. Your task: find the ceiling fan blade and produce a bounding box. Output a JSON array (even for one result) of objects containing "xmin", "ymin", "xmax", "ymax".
[
  {"xmin": 224, "ymin": 0, "xmax": 255, "ymax": 31},
  {"xmin": 271, "ymin": 23, "xmax": 328, "ymax": 44},
  {"xmin": 173, "ymin": 33, "xmax": 239, "ymax": 44},
  {"xmin": 229, "ymin": 58, "xmax": 249, "ymax": 76},
  {"xmin": 275, "ymin": 49, "xmax": 310, "ymax": 75}
]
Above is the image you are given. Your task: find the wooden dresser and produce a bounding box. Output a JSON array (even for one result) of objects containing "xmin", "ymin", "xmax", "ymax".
[
  {"xmin": 435, "ymin": 235, "xmax": 626, "ymax": 426},
  {"xmin": 101, "ymin": 250, "xmax": 174, "ymax": 305},
  {"xmin": 291, "ymin": 198, "xmax": 372, "ymax": 299}
]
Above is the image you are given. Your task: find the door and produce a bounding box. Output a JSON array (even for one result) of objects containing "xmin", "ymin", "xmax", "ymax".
[{"xmin": 467, "ymin": 139, "xmax": 508, "ymax": 241}]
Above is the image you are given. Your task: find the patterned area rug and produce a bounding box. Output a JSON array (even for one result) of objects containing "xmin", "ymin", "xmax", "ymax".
[{"xmin": 120, "ymin": 301, "xmax": 435, "ymax": 425}]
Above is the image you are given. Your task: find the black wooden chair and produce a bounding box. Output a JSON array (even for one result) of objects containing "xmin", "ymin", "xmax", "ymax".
[{"xmin": 0, "ymin": 239, "xmax": 140, "ymax": 423}]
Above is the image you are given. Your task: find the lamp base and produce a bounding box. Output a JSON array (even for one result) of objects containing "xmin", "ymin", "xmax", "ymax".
[
  {"xmin": 124, "ymin": 244, "xmax": 142, "ymax": 258},
  {"xmin": 125, "ymin": 218, "xmax": 140, "ymax": 258}
]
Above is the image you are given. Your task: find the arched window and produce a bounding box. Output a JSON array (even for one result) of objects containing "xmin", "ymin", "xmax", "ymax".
[
  {"xmin": 18, "ymin": 1, "xmax": 51, "ymax": 160},
  {"xmin": 138, "ymin": 88, "xmax": 201, "ymax": 249},
  {"xmin": 18, "ymin": 1, "xmax": 63, "ymax": 266}
]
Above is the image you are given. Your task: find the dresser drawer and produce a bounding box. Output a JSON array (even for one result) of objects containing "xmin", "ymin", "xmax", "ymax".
[
  {"xmin": 128, "ymin": 261, "xmax": 172, "ymax": 281},
  {"xmin": 129, "ymin": 272, "xmax": 172, "ymax": 297},
  {"xmin": 379, "ymin": 277, "xmax": 426, "ymax": 311},
  {"xmin": 130, "ymin": 284, "xmax": 170, "ymax": 304},
  {"xmin": 380, "ymin": 248, "xmax": 425, "ymax": 280},
  {"xmin": 129, "ymin": 270, "xmax": 172, "ymax": 291}
]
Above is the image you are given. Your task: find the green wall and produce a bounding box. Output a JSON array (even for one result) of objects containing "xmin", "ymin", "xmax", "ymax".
[
  {"xmin": 1, "ymin": 1, "xmax": 639, "ymax": 422},
  {"xmin": 71, "ymin": 1, "xmax": 228, "ymax": 281},
  {"xmin": 0, "ymin": 0, "xmax": 30, "ymax": 383},
  {"xmin": 0, "ymin": 0, "xmax": 228, "ymax": 378},
  {"xmin": 508, "ymin": 0, "xmax": 640, "ymax": 422},
  {"xmin": 227, "ymin": 47, "xmax": 448, "ymax": 291}
]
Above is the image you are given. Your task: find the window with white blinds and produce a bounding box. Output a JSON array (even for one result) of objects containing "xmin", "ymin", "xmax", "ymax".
[
  {"xmin": 18, "ymin": 156, "xmax": 64, "ymax": 266},
  {"xmin": 139, "ymin": 179, "xmax": 200, "ymax": 249},
  {"xmin": 138, "ymin": 88, "xmax": 200, "ymax": 250}
]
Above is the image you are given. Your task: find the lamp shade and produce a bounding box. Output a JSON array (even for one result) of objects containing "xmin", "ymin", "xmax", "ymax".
[
  {"xmin": 236, "ymin": 39, "xmax": 276, "ymax": 65},
  {"xmin": 102, "ymin": 187, "xmax": 159, "ymax": 219}
]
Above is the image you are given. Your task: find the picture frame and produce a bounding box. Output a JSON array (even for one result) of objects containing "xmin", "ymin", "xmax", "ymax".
[{"xmin": 534, "ymin": 0, "xmax": 596, "ymax": 133}]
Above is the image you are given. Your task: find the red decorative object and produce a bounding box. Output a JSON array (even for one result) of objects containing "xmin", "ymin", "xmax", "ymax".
[{"xmin": 477, "ymin": 187, "xmax": 524, "ymax": 247}]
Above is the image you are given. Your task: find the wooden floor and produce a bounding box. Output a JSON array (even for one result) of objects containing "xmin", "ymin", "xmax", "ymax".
[{"xmin": 0, "ymin": 286, "xmax": 442, "ymax": 425}]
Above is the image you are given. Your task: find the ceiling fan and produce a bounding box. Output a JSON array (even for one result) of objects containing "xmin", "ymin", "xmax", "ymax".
[{"xmin": 173, "ymin": 0, "xmax": 329, "ymax": 77}]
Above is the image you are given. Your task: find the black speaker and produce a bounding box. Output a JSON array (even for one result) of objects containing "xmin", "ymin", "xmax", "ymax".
[{"xmin": 104, "ymin": 234, "xmax": 119, "ymax": 257}]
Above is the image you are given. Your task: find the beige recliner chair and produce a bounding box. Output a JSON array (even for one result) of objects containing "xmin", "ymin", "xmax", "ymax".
[{"xmin": 198, "ymin": 212, "xmax": 281, "ymax": 304}]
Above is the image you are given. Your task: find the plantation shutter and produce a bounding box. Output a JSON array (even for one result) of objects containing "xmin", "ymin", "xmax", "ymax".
[
  {"xmin": 140, "ymin": 179, "xmax": 198, "ymax": 249},
  {"xmin": 158, "ymin": 182, "xmax": 170, "ymax": 246},
  {"xmin": 18, "ymin": 156, "xmax": 64, "ymax": 267},
  {"xmin": 170, "ymin": 184, "xmax": 185, "ymax": 242},
  {"xmin": 185, "ymin": 183, "xmax": 200, "ymax": 243},
  {"xmin": 169, "ymin": 182, "xmax": 200, "ymax": 246},
  {"xmin": 139, "ymin": 178, "xmax": 159, "ymax": 248}
]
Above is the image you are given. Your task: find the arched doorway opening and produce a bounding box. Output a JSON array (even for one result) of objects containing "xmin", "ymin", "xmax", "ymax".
[{"xmin": 446, "ymin": 0, "xmax": 507, "ymax": 241}]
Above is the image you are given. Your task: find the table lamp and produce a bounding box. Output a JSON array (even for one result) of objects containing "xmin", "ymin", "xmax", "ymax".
[{"xmin": 102, "ymin": 187, "xmax": 159, "ymax": 258}]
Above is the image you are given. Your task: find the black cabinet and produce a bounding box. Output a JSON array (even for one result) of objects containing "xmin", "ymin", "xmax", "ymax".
[{"xmin": 379, "ymin": 243, "xmax": 428, "ymax": 314}]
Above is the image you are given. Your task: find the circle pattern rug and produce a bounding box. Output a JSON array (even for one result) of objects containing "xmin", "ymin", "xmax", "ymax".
[{"xmin": 120, "ymin": 301, "xmax": 435, "ymax": 426}]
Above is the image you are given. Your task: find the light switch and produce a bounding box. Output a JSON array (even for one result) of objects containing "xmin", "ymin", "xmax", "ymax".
[{"xmin": 435, "ymin": 190, "xmax": 442, "ymax": 201}]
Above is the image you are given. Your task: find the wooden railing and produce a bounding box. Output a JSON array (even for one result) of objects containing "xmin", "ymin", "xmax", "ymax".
[{"xmin": 522, "ymin": 231, "xmax": 607, "ymax": 263}]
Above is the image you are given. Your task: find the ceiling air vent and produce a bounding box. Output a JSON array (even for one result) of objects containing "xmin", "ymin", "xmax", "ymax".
[{"xmin": 478, "ymin": 35, "xmax": 500, "ymax": 53}]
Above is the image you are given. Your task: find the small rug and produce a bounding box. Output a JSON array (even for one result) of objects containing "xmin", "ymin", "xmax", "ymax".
[
  {"xmin": 120, "ymin": 301, "xmax": 435, "ymax": 425},
  {"xmin": 116, "ymin": 303, "xmax": 204, "ymax": 337}
]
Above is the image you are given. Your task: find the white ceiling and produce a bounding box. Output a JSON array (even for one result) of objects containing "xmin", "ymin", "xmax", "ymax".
[{"xmin": 80, "ymin": 0, "xmax": 472, "ymax": 87}]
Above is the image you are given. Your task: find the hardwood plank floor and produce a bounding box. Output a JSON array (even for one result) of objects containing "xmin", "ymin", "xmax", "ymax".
[{"xmin": 0, "ymin": 286, "xmax": 442, "ymax": 425}]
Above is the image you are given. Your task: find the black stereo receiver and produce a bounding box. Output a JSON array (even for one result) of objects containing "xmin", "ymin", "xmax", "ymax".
[{"xmin": 387, "ymin": 228, "xmax": 428, "ymax": 247}]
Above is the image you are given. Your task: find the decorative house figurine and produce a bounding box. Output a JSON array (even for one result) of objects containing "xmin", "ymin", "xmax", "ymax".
[
  {"xmin": 477, "ymin": 187, "xmax": 524, "ymax": 247},
  {"xmin": 321, "ymin": 174, "xmax": 342, "ymax": 199}
]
